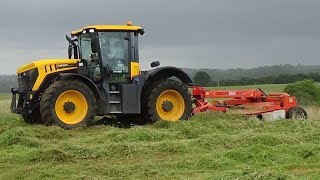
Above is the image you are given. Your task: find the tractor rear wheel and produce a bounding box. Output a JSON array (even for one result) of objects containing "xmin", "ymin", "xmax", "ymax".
[
  {"xmin": 40, "ymin": 80, "xmax": 97, "ymax": 129},
  {"xmin": 145, "ymin": 79, "xmax": 192, "ymax": 123}
]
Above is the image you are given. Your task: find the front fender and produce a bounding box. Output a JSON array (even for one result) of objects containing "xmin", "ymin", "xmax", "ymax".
[{"xmin": 56, "ymin": 73, "xmax": 101, "ymax": 102}]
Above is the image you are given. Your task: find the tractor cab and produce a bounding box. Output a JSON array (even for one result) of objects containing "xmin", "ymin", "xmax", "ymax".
[{"xmin": 68, "ymin": 21, "xmax": 144, "ymax": 84}]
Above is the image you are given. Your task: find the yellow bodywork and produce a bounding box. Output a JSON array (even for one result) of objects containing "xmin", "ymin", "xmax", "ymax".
[
  {"xmin": 130, "ymin": 61, "xmax": 140, "ymax": 79},
  {"xmin": 17, "ymin": 59, "xmax": 79, "ymax": 91},
  {"xmin": 71, "ymin": 25, "xmax": 143, "ymax": 36},
  {"xmin": 18, "ymin": 59, "xmax": 140, "ymax": 91}
]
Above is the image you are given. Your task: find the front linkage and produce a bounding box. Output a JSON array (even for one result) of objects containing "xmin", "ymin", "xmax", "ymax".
[{"xmin": 10, "ymin": 87, "xmax": 38, "ymax": 115}]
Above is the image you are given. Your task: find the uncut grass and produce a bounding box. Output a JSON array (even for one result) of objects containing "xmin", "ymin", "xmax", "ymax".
[
  {"xmin": 206, "ymin": 84, "xmax": 287, "ymax": 94},
  {"xmin": 0, "ymin": 93, "xmax": 11, "ymax": 100},
  {"xmin": 1, "ymin": 94, "xmax": 320, "ymax": 179}
]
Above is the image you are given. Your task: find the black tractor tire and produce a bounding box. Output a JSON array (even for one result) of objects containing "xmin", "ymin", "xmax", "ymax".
[
  {"xmin": 286, "ymin": 106, "xmax": 308, "ymax": 120},
  {"xmin": 40, "ymin": 80, "xmax": 97, "ymax": 129},
  {"xmin": 144, "ymin": 79, "xmax": 192, "ymax": 123},
  {"xmin": 22, "ymin": 106, "xmax": 44, "ymax": 124},
  {"xmin": 141, "ymin": 81, "xmax": 157, "ymax": 121}
]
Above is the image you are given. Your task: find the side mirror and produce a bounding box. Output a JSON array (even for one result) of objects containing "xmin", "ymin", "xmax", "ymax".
[
  {"xmin": 151, "ymin": 61, "xmax": 160, "ymax": 68},
  {"xmin": 66, "ymin": 35, "xmax": 78, "ymax": 59},
  {"xmin": 139, "ymin": 28, "xmax": 145, "ymax": 35},
  {"xmin": 68, "ymin": 44, "xmax": 73, "ymax": 59},
  {"xmin": 91, "ymin": 36, "xmax": 99, "ymax": 53}
]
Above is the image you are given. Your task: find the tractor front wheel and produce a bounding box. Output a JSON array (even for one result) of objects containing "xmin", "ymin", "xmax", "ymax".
[
  {"xmin": 22, "ymin": 106, "xmax": 43, "ymax": 124},
  {"xmin": 40, "ymin": 80, "xmax": 97, "ymax": 129},
  {"xmin": 145, "ymin": 79, "xmax": 192, "ymax": 123}
]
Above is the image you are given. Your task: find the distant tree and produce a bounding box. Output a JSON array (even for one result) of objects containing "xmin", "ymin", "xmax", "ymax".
[
  {"xmin": 0, "ymin": 75, "xmax": 17, "ymax": 93},
  {"xmin": 193, "ymin": 71, "xmax": 213, "ymax": 86}
]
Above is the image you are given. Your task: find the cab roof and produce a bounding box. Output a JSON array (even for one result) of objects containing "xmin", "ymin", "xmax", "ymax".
[{"xmin": 71, "ymin": 24, "xmax": 143, "ymax": 36}]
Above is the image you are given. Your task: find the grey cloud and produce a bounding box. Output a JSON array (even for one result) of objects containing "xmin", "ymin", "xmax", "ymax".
[{"xmin": 0, "ymin": 0, "xmax": 319, "ymax": 74}]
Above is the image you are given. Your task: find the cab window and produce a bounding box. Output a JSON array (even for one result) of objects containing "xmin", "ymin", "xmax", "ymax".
[{"xmin": 79, "ymin": 34, "xmax": 92, "ymax": 60}]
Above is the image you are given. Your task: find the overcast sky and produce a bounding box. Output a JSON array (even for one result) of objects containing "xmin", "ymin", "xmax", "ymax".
[{"xmin": 0, "ymin": 0, "xmax": 319, "ymax": 74}]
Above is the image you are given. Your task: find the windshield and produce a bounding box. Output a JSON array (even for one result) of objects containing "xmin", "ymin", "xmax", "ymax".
[{"xmin": 99, "ymin": 32, "xmax": 129, "ymax": 73}]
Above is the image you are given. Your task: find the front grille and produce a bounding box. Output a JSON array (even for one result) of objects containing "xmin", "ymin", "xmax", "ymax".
[
  {"xmin": 18, "ymin": 76, "xmax": 29, "ymax": 90},
  {"xmin": 18, "ymin": 68, "xmax": 39, "ymax": 91}
]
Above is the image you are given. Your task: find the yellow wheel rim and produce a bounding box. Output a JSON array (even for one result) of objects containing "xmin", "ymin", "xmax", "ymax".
[
  {"xmin": 55, "ymin": 90, "xmax": 88, "ymax": 125},
  {"xmin": 156, "ymin": 90, "xmax": 185, "ymax": 121}
]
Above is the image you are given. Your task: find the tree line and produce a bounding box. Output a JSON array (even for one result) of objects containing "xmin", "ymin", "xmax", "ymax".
[
  {"xmin": 194, "ymin": 71, "xmax": 320, "ymax": 87},
  {"xmin": 185, "ymin": 64, "xmax": 320, "ymax": 82},
  {"xmin": 0, "ymin": 75, "xmax": 17, "ymax": 93}
]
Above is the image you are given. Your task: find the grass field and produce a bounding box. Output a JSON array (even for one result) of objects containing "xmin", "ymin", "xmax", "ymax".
[
  {"xmin": 1, "ymin": 84, "xmax": 320, "ymax": 179},
  {"xmin": 206, "ymin": 84, "xmax": 287, "ymax": 94},
  {"xmin": 0, "ymin": 93, "xmax": 11, "ymax": 100}
]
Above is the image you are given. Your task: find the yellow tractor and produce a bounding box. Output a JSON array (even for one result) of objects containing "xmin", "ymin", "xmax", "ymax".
[{"xmin": 10, "ymin": 22, "xmax": 193, "ymax": 129}]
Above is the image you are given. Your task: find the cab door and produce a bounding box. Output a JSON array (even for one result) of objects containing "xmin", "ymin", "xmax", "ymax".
[{"xmin": 98, "ymin": 31, "xmax": 142, "ymax": 114}]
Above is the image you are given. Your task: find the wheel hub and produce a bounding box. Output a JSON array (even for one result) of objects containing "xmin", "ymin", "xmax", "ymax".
[
  {"xmin": 293, "ymin": 111, "xmax": 305, "ymax": 119},
  {"xmin": 162, "ymin": 100, "xmax": 174, "ymax": 112},
  {"xmin": 63, "ymin": 101, "xmax": 76, "ymax": 113}
]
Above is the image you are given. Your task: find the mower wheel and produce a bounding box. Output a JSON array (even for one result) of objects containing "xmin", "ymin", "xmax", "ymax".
[{"xmin": 286, "ymin": 106, "xmax": 308, "ymax": 120}]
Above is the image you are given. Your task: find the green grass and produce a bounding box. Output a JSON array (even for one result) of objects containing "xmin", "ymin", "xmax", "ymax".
[
  {"xmin": 0, "ymin": 93, "xmax": 11, "ymax": 100},
  {"xmin": 207, "ymin": 84, "xmax": 287, "ymax": 94},
  {"xmin": 1, "ymin": 85, "xmax": 320, "ymax": 179}
]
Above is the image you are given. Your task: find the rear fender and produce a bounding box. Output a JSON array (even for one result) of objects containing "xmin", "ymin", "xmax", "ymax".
[
  {"xmin": 136, "ymin": 66, "xmax": 193, "ymax": 116},
  {"xmin": 144, "ymin": 66, "xmax": 193, "ymax": 86}
]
